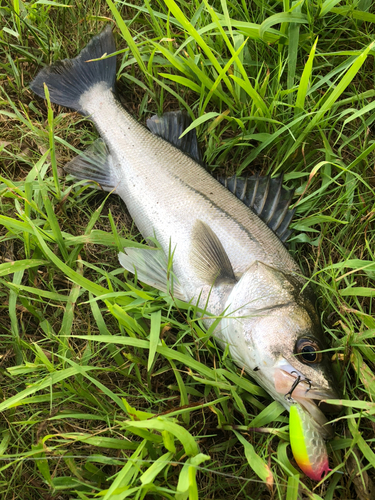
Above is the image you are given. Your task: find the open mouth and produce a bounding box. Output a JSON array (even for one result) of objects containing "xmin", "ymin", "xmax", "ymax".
[{"xmin": 274, "ymin": 368, "xmax": 340, "ymax": 439}]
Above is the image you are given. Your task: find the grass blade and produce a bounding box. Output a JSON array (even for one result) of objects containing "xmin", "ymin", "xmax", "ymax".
[
  {"xmin": 234, "ymin": 431, "xmax": 274, "ymax": 486},
  {"xmin": 148, "ymin": 309, "xmax": 161, "ymax": 371},
  {"xmin": 295, "ymin": 37, "xmax": 318, "ymax": 112}
]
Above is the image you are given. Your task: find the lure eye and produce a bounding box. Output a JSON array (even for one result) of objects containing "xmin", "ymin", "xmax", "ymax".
[{"xmin": 295, "ymin": 338, "xmax": 322, "ymax": 364}]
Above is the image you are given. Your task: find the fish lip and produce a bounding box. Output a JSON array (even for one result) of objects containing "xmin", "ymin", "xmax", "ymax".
[
  {"xmin": 274, "ymin": 367, "xmax": 340, "ymax": 404},
  {"xmin": 280, "ymin": 369, "xmax": 339, "ymax": 407},
  {"xmin": 274, "ymin": 366, "xmax": 341, "ymax": 438}
]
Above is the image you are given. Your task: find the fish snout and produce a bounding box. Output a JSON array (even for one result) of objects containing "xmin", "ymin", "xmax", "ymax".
[{"xmin": 274, "ymin": 368, "xmax": 342, "ymax": 415}]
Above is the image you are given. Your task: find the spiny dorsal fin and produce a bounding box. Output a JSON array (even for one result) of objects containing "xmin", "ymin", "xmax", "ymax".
[
  {"xmin": 190, "ymin": 220, "xmax": 236, "ymax": 285},
  {"xmin": 64, "ymin": 139, "xmax": 118, "ymax": 191},
  {"xmin": 118, "ymin": 247, "xmax": 186, "ymax": 300},
  {"xmin": 146, "ymin": 111, "xmax": 202, "ymax": 164},
  {"xmin": 217, "ymin": 173, "xmax": 296, "ymax": 244},
  {"xmin": 146, "ymin": 112, "xmax": 294, "ymax": 244}
]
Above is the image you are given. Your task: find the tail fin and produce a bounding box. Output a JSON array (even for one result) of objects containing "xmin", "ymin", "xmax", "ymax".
[{"xmin": 30, "ymin": 26, "xmax": 116, "ymax": 115}]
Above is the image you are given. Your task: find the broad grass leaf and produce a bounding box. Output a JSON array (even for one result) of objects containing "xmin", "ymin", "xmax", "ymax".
[
  {"xmin": 259, "ymin": 13, "xmax": 307, "ymax": 40},
  {"xmin": 72, "ymin": 369, "xmax": 127, "ymax": 412},
  {"xmin": 350, "ymin": 351, "xmax": 375, "ymax": 398},
  {"xmin": 234, "ymin": 431, "xmax": 273, "ymax": 486},
  {"xmin": 148, "ymin": 309, "xmax": 161, "ymax": 371},
  {"xmin": 122, "ymin": 417, "xmax": 200, "ymax": 457},
  {"xmin": 43, "ymin": 83, "xmax": 60, "ymax": 200},
  {"xmin": 89, "ymin": 295, "xmax": 125, "ymax": 367},
  {"xmin": 31, "ymin": 442, "xmax": 52, "ymax": 486},
  {"xmin": 106, "ymin": 0, "xmax": 147, "ymax": 76},
  {"xmin": 4, "ymin": 282, "xmax": 71, "ymax": 302},
  {"xmin": 0, "ymin": 259, "xmax": 47, "ymax": 277},
  {"xmin": 201, "ymin": 367, "xmax": 266, "ymax": 397},
  {"xmin": 320, "ymin": 0, "xmax": 342, "ymax": 17},
  {"xmin": 202, "ymin": 1, "xmax": 268, "ymax": 114},
  {"xmin": 34, "ymin": 0, "xmax": 73, "ymax": 6},
  {"xmin": 295, "ymin": 37, "xmax": 318, "ymax": 112},
  {"xmin": 122, "ymin": 398, "xmax": 155, "ymax": 421},
  {"xmin": 347, "ymin": 140, "xmax": 375, "ymax": 170},
  {"xmin": 229, "ymin": 19, "xmax": 282, "ymax": 43},
  {"xmin": 287, "ymin": 3, "xmax": 302, "ymax": 105},
  {"xmin": 331, "ymin": 6, "xmax": 375, "ymax": 22},
  {"xmin": 230, "ymin": 75, "xmax": 269, "ymax": 116},
  {"xmin": 343, "ymin": 100, "xmax": 375, "ymax": 125},
  {"xmin": 140, "ymin": 452, "xmax": 174, "ymax": 485},
  {"xmin": 169, "ymin": 359, "xmax": 189, "ymax": 425},
  {"xmin": 276, "ymin": 441, "xmax": 300, "ymax": 476},
  {"xmin": 158, "ymin": 73, "xmax": 202, "ymax": 93},
  {"xmin": 322, "ymin": 399, "xmax": 374, "ymax": 411},
  {"xmin": 248, "ymin": 401, "xmax": 285, "ymax": 428},
  {"xmin": 27, "ymin": 219, "xmax": 109, "ymax": 296},
  {"xmin": 178, "ymin": 112, "xmax": 220, "ymax": 138},
  {"xmin": 59, "ymin": 433, "xmax": 139, "ymax": 449},
  {"xmin": 163, "ymin": 0, "xmax": 235, "ymax": 98},
  {"xmin": 0, "ymin": 431, "xmax": 11, "ymax": 455},
  {"xmin": 9, "ymin": 269, "xmax": 24, "ymax": 364},
  {"xmin": 238, "ymin": 113, "xmax": 307, "ymax": 173},
  {"xmin": 347, "ymin": 412, "xmax": 375, "ymax": 470},
  {"xmin": 58, "ymin": 259, "xmax": 83, "ymax": 359},
  {"xmin": 72, "ymin": 334, "xmax": 235, "ymax": 385},
  {"xmin": 176, "ymin": 454, "xmax": 210, "ymax": 500},
  {"xmin": 0, "ymin": 367, "xmax": 95, "ymax": 412},
  {"xmin": 100, "ymin": 440, "xmax": 147, "ymax": 500},
  {"xmin": 151, "ymin": 43, "xmax": 187, "ymax": 74},
  {"xmin": 339, "ymin": 287, "xmax": 375, "ymax": 298},
  {"xmin": 162, "ymin": 430, "xmax": 176, "ymax": 453},
  {"xmin": 286, "ymin": 474, "xmax": 300, "ymax": 500}
]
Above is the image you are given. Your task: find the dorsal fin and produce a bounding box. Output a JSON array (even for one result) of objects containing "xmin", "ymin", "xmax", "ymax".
[
  {"xmin": 217, "ymin": 173, "xmax": 296, "ymax": 244},
  {"xmin": 146, "ymin": 111, "xmax": 202, "ymax": 164},
  {"xmin": 146, "ymin": 111, "xmax": 295, "ymax": 244}
]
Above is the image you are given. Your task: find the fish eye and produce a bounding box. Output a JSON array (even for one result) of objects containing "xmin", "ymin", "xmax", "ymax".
[{"xmin": 295, "ymin": 338, "xmax": 323, "ymax": 364}]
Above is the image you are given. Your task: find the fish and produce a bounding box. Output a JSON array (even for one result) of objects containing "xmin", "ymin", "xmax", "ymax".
[{"xmin": 30, "ymin": 26, "xmax": 340, "ymax": 478}]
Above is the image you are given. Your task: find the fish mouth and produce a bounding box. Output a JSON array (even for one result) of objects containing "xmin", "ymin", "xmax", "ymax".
[{"xmin": 274, "ymin": 367, "xmax": 340, "ymax": 439}]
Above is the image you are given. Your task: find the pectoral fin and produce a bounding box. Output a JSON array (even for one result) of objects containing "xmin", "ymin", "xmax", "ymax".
[
  {"xmin": 190, "ymin": 220, "xmax": 236, "ymax": 285},
  {"xmin": 118, "ymin": 247, "xmax": 186, "ymax": 300}
]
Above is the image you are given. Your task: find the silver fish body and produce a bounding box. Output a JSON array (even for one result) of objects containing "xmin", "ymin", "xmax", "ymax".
[
  {"xmin": 82, "ymin": 83, "xmax": 300, "ymax": 287},
  {"xmin": 30, "ymin": 27, "xmax": 339, "ymax": 442}
]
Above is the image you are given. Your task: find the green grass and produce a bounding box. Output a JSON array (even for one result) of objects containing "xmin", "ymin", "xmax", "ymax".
[{"xmin": 1, "ymin": 0, "xmax": 375, "ymax": 498}]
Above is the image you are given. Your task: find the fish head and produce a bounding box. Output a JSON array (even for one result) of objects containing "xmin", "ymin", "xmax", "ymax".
[{"xmin": 221, "ymin": 261, "xmax": 340, "ymax": 437}]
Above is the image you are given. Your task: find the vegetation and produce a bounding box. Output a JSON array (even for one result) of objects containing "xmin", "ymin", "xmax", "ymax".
[{"xmin": 1, "ymin": 0, "xmax": 375, "ymax": 498}]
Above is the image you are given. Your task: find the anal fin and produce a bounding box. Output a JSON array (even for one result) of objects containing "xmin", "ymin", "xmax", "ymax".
[{"xmin": 118, "ymin": 247, "xmax": 186, "ymax": 300}]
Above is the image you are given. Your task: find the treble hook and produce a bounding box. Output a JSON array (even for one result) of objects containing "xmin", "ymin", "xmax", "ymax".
[{"xmin": 284, "ymin": 372, "xmax": 312, "ymax": 401}]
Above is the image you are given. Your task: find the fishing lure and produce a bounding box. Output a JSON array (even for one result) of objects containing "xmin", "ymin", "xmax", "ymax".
[{"xmin": 289, "ymin": 403, "xmax": 330, "ymax": 481}]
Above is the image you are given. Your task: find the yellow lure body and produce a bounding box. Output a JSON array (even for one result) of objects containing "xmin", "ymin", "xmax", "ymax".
[{"xmin": 289, "ymin": 404, "xmax": 330, "ymax": 481}]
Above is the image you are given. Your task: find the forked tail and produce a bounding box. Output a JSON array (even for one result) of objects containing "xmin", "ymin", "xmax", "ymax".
[{"xmin": 30, "ymin": 26, "xmax": 116, "ymax": 115}]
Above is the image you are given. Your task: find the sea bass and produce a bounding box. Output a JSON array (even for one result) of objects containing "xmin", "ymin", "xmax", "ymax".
[{"xmin": 30, "ymin": 26, "xmax": 339, "ymax": 477}]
